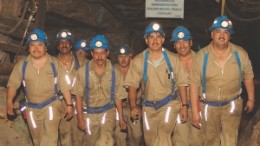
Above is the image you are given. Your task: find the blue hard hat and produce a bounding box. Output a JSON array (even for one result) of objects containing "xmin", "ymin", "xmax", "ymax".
[
  {"xmin": 170, "ymin": 26, "xmax": 192, "ymax": 41},
  {"xmin": 74, "ymin": 39, "xmax": 89, "ymax": 51},
  {"xmin": 26, "ymin": 28, "xmax": 49, "ymax": 46},
  {"xmin": 209, "ymin": 15, "xmax": 234, "ymax": 34},
  {"xmin": 144, "ymin": 22, "xmax": 165, "ymax": 38},
  {"xmin": 89, "ymin": 35, "xmax": 109, "ymax": 50},
  {"xmin": 117, "ymin": 44, "xmax": 132, "ymax": 55},
  {"xmin": 56, "ymin": 29, "xmax": 73, "ymax": 42}
]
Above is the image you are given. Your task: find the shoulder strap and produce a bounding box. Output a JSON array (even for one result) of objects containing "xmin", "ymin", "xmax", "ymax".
[
  {"xmin": 142, "ymin": 49, "xmax": 175, "ymax": 100},
  {"xmin": 233, "ymin": 51, "xmax": 242, "ymax": 91},
  {"xmin": 84, "ymin": 63, "xmax": 115, "ymax": 105},
  {"xmin": 22, "ymin": 59, "xmax": 29, "ymax": 97},
  {"xmin": 202, "ymin": 51, "xmax": 242, "ymax": 97},
  {"xmin": 85, "ymin": 63, "xmax": 89, "ymax": 103},
  {"xmin": 73, "ymin": 53, "xmax": 80, "ymax": 70},
  {"xmin": 22, "ymin": 57, "xmax": 58, "ymax": 97},
  {"xmin": 202, "ymin": 53, "xmax": 208, "ymax": 97},
  {"xmin": 162, "ymin": 49, "xmax": 175, "ymax": 95}
]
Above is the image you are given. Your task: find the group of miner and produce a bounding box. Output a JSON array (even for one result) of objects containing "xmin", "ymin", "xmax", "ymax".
[{"xmin": 6, "ymin": 15, "xmax": 255, "ymax": 146}]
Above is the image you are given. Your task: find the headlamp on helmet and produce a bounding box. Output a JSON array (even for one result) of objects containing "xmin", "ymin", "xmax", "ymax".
[
  {"xmin": 89, "ymin": 35, "xmax": 109, "ymax": 50},
  {"xmin": 117, "ymin": 44, "xmax": 131, "ymax": 55},
  {"xmin": 170, "ymin": 26, "xmax": 192, "ymax": 42},
  {"xmin": 144, "ymin": 22, "xmax": 165, "ymax": 38},
  {"xmin": 74, "ymin": 39, "xmax": 89, "ymax": 51},
  {"xmin": 209, "ymin": 15, "xmax": 234, "ymax": 34},
  {"xmin": 26, "ymin": 28, "xmax": 49, "ymax": 46},
  {"xmin": 56, "ymin": 29, "xmax": 73, "ymax": 42}
]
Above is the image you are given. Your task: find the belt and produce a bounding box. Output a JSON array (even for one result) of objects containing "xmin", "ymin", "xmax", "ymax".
[
  {"xmin": 27, "ymin": 96, "xmax": 58, "ymax": 109},
  {"xmin": 83, "ymin": 102, "xmax": 114, "ymax": 114},
  {"xmin": 143, "ymin": 91, "xmax": 179, "ymax": 109},
  {"xmin": 201, "ymin": 95, "xmax": 240, "ymax": 107}
]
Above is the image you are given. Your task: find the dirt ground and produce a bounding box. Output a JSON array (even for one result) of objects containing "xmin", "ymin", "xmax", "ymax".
[{"xmin": 0, "ymin": 87, "xmax": 32, "ymax": 146}]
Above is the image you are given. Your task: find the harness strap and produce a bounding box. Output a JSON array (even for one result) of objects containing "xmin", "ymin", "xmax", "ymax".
[
  {"xmin": 201, "ymin": 51, "xmax": 242, "ymax": 98},
  {"xmin": 84, "ymin": 63, "xmax": 115, "ymax": 106},
  {"xmin": 142, "ymin": 49, "xmax": 175, "ymax": 100},
  {"xmin": 143, "ymin": 91, "xmax": 179, "ymax": 109},
  {"xmin": 27, "ymin": 96, "xmax": 57, "ymax": 109},
  {"xmin": 22, "ymin": 57, "xmax": 58, "ymax": 98},
  {"xmin": 73, "ymin": 53, "xmax": 80, "ymax": 70},
  {"xmin": 83, "ymin": 103, "xmax": 114, "ymax": 114},
  {"xmin": 201, "ymin": 95, "xmax": 240, "ymax": 107}
]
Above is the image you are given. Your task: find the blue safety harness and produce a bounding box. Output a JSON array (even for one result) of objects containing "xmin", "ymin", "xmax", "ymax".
[
  {"xmin": 83, "ymin": 63, "xmax": 115, "ymax": 114},
  {"xmin": 22, "ymin": 57, "xmax": 59, "ymax": 109},
  {"xmin": 142, "ymin": 49, "xmax": 178, "ymax": 109},
  {"xmin": 201, "ymin": 51, "xmax": 242, "ymax": 106}
]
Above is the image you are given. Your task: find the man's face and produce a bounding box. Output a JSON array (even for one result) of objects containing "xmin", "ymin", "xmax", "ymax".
[
  {"xmin": 145, "ymin": 32, "xmax": 165, "ymax": 51},
  {"xmin": 117, "ymin": 54, "xmax": 131, "ymax": 68},
  {"xmin": 211, "ymin": 29, "xmax": 231, "ymax": 48},
  {"xmin": 91, "ymin": 49, "xmax": 109, "ymax": 66},
  {"xmin": 57, "ymin": 39, "xmax": 72, "ymax": 54},
  {"xmin": 174, "ymin": 40, "xmax": 192, "ymax": 57},
  {"xmin": 75, "ymin": 50, "xmax": 88, "ymax": 58},
  {"xmin": 28, "ymin": 41, "xmax": 47, "ymax": 59}
]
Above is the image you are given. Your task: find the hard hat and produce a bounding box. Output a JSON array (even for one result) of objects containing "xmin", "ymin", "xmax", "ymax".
[
  {"xmin": 209, "ymin": 15, "xmax": 234, "ymax": 34},
  {"xmin": 117, "ymin": 44, "xmax": 132, "ymax": 55},
  {"xmin": 56, "ymin": 29, "xmax": 73, "ymax": 42},
  {"xmin": 89, "ymin": 35, "xmax": 109, "ymax": 50},
  {"xmin": 26, "ymin": 28, "xmax": 49, "ymax": 46},
  {"xmin": 144, "ymin": 22, "xmax": 165, "ymax": 38},
  {"xmin": 74, "ymin": 39, "xmax": 89, "ymax": 51},
  {"xmin": 170, "ymin": 26, "xmax": 192, "ymax": 41}
]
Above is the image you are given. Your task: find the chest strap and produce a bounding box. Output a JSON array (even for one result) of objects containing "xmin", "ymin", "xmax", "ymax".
[
  {"xmin": 201, "ymin": 95, "xmax": 240, "ymax": 107},
  {"xmin": 201, "ymin": 51, "xmax": 242, "ymax": 99},
  {"xmin": 22, "ymin": 58, "xmax": 58, "ymax": 108},
  {"xmin": 143, "ymin": 91, "xmax": 179, "ymax": 109},
  {"xmin": 142, "ymin": 49, "xmax": 175, "ymax": 100},
  {"xmin": 84, "ymin": 63, "xmax": 115, "ymax": 113},
  {"xmin": 26, "ymin": 96, "xmax": 58, "ymax": 109}
]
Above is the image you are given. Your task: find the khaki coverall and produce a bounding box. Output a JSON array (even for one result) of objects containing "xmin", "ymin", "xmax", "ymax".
[
  {"xmin": 124, "ymin": 48, "xmax": 187, "ymax": 146},
  {"xmin": 72, "ymin": 59, "xmax": 121, "ymax": 146},
  {"xmin": 189, "ymin": 43, "xmax": 254, "ymax": 146},
  {"xmin": 7, "ymin": 54, "xmax": 70, "ymax": 146}
]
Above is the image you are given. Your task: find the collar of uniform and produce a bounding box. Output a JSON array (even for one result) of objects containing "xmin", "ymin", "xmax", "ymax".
[
  {"xmin": 208, "ymin": 42, "xmax": 234, "ymax": 56},
  {"xmin": 27, "ymin": 53, "xmax": 53, "ymax": 64},
  {"xmin": 88, "ymin": 59, "xmax": 113, "ymax": 74}
]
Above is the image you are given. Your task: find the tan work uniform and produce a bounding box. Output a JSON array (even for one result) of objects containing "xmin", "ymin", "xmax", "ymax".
[
  {"xmin": 172, "ymin": 51, "xmax": 204, "ymax": 146},
  {"xmin": 189, "ymin": 43, "xmax": 254, "ymax": 146},
  {"xmin": 7, "ymin": 54, "xmax": 70, "ymax": 146},
  {"xmin": 57, "ymin": 54, "xmax": 86, "ymax": 146},
  {"xmin": 124, "ymin": 48, "xmax": 187, "ymax": 146},
  {"xmin": 114, "ymin": 63, "xmax": 143, "ymax": 146},
  {"xmin": 72, "ymin": 59, "xmax": 119, "ymax": 146}
]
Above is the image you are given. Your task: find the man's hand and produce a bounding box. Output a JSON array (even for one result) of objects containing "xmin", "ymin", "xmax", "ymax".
[
  {"xmin": 64, "ymin": 106, "xmax": 73, "ymax": 121},
  {"xmin": 6, "ymin": 103, "xmax": 17, "ymax": 121},
  {"xmin": 244, "ymin": 100, "xmax": 255, "ymax": 113},
  {"xmin": 180, "ymin": 106, "xmax": 188, "ymax": 123},
  {"xmin": 77, "ymin": 118, "xmax": 86, "ymax": 131},
  {"xmin": 119, "ymin": 118, "xmax": 127, "ymax": 133},
  {"xmin": 130, "ymin": 107, "xmax": 140, "ymax": 119},
  {"xmin": 192, "ymin": 111, "xmax": 202, "ymax": 129}
]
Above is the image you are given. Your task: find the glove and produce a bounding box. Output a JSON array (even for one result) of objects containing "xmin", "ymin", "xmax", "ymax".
[{"xmin": 7, "ymin": 110, "xmax": 17, "ymax": 121}]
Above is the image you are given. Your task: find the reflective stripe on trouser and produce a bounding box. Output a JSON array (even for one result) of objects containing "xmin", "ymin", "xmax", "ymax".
[
  {"xmin": 114, "ymin": 106, "xmax": 143, "ymax": 146},
  {"xmin": 59, "ymin": 100, "xmax": 72, "ymax": 146},
  {"xmin": 83, "ymin": 107, "xmax": 116, "ymax": 146},
  {"xmin": 172, "ymin": 107, "xmax": 204, "ymax": 146},
  {"xmin": 59, "ymin": 99, "xmax": 85, "ymax": 146},
  {"xmin": 201, "ymin": 98, "xmax": 243, "ymax": 146},
  {"xmin": 143, "ymin": 100, "xmax": 180, "ymax": 146},
  {"xmin": 27, "ymin": 99, "xmax": 62, "ymax": 146}
]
